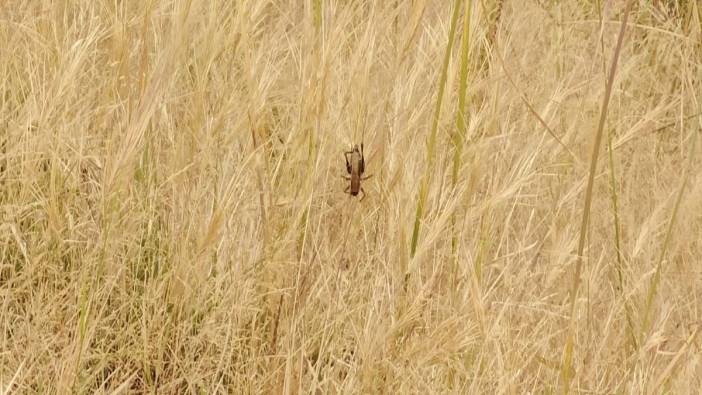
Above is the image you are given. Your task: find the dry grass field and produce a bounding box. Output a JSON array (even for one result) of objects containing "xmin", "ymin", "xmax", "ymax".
[{"xmin": 2, "ymin": 0, "xmax": 702, "ymax": 393}]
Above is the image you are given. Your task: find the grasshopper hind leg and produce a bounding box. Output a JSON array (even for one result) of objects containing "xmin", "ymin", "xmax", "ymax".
[
  {"xmin": 344, "ymin": 150, "xmax": 353, "ymax": 174},
  {"xmin": 359, "ymin": 143, "xmax": 365, "ymax": 174}
]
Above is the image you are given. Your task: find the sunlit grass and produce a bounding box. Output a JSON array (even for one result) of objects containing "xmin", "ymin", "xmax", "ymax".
[{"xmin": 1, "ymin": 1, "xmax": 701, "ymax": 393}]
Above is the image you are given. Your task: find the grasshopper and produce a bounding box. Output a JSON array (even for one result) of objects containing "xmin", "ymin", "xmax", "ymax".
[{"xmin": 343, "ymin": 143, "xmax": 372, "ymax": 200}]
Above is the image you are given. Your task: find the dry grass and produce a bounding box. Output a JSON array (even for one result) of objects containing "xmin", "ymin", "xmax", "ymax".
[{"xmin": 1, "ymin": 1, "xmax": 702, "ymax": 393}]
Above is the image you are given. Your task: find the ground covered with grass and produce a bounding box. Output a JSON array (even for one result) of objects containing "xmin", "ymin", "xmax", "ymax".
[{"xmin": 1, "ymin": 1, "xmax": 702, "ymax": 393}]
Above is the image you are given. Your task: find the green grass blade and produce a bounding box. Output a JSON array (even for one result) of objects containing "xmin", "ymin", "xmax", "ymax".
[
  {"xmin": 410, "ymin": 0, "xmax": 463, "ymax": 259},
  {"xmin": 450, "ymin": 0, "xmax": 472, "ymax": 279}
]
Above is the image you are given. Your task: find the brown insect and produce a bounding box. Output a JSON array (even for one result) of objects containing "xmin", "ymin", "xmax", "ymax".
[{"xmin": 343, "ymin": 143, "xmax": 372, "ymax": 200}]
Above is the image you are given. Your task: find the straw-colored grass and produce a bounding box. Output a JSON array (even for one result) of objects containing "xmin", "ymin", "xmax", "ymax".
[{"xmin": 1, "ymin": 1, "xmax": 701, "ymax": 393}]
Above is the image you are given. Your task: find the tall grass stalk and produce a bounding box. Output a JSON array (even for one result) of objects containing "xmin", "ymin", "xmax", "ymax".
[
  {"xmin": 450, "ymin": 0, "xmax": 473, "ymax": 269},
  {"xmin": 606, "ymin": 127, "xmax": 638, "ymax": 349},
  {"xmin": 410, "ymin": 0, "xmax": 463, "ymax": 258},
  {"xmin": 561, "ymin": 1, "xmax": 634, "ymax": 393},
  {"xmin": 313, "ymin": 0, "xmax": 323, "ymax": 34},
  {"xmin": 641, "ymin": 118, "xmax": 699, "ymax": 339}
]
